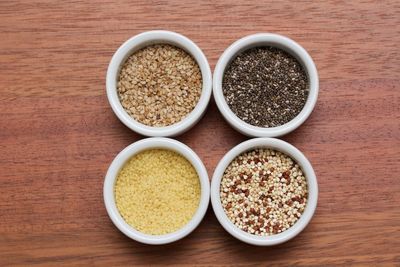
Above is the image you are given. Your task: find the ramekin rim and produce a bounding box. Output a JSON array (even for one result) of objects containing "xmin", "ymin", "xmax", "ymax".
[
  {"xmin": 104, "ymin": 137, "xmax": 210, "ymax": 245},
  {"xmin": 211, "ymin": 137, "xmax": 318, "ymax": 246},
  {"xmin": 106, "ymin": 30, "xmax": 212, "ymax": 137},
  {"xmin": 213, "ymin": 33, "xmax": 319, "ymax": 137}
]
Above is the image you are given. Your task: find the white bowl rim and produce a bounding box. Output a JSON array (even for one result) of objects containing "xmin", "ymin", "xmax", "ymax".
[
  {"xmin": 106, "ymin": 30, "xmax": 212, "ymax": 137},
  {"xmin": 213, "ymin": 33, "xmax": 319, "ymax": 137},
  {"xmin": 103, "ymin": 137, "xmax": 210, "ymax": 245},
  {"xmin": 211, "ymin": 138, "xmax": 318, "ymax": 246}
]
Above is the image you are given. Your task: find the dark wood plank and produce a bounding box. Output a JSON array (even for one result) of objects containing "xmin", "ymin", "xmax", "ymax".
[{"xmin": 0, "ymin": 1, "xmax": 399, "ymax": 266}]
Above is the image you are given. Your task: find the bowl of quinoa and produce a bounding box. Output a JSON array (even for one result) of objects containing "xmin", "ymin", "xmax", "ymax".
[
  {"xmin": 104, "ymin": 138, "xmax": 210, "ymax": 245},
  {"xmin": 211, "ymin": 138, "xmax": 318, "ymax": 246},
  {"xmin": 106, "ymin": 30, "xmax": 212, "ymax": 137}
]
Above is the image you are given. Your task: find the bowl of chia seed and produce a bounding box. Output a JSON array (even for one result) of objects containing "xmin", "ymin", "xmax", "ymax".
[{"xmin": 213, "ymin": 33, "xmax": 319, "ymax": 137}]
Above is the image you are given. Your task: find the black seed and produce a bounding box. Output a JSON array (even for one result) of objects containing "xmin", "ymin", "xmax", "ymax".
[{"xmin": 222, "ymin": 46, "xmax": 308, "ymax": 127}]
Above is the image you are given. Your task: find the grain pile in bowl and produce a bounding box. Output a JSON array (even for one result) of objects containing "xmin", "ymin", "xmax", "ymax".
[
  {"xmin": 220, "ymin": 148, "xmax": 308, "ymax": 236},
  {"xmin": 223, "ymin": 47, "xmax": 309, "ymax": 127},
  {"xmin": 114, "ymin": 149, "xmax": 201, "ymax": 235},
  {"xmin": 117, "ymin": 44, "xmax": 202, "ymax": 127}
]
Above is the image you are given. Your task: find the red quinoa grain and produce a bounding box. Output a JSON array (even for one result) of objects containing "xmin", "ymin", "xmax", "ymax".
[{"xmin": 220, "ymin": 148, "xmax": 308, "ymax": 236}]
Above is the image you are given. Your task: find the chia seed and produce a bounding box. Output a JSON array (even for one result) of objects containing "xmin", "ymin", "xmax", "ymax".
[{"xmin": 223, "ymin": 47, "xmax": 309, "ymax": 127}]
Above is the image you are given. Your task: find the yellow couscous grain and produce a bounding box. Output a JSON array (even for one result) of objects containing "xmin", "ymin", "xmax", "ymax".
[{"xmin": 114, "ymin": 149, "xmax": 201, "ymax": 235}]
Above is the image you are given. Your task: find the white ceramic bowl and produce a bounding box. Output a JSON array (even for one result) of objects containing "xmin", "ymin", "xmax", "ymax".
[
  {"xmin": 106, "ymin": 30, "xmax": 212, "ymax": 137},
  {"xmin": 213, "ymin": 33, "xmax": 319, "ymax": 137},
  {"xmin": 104, "ymin": 137, "xmax": 210, "ymax": 245},
  {"xmin": 211, "ymin": 138, "xmax": 318, "ymax": 246}
]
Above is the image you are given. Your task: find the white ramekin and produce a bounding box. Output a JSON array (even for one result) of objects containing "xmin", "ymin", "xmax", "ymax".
[
  {"xmin": 103, "ymin": 137, "xmax": 210, "ymax": 245},
  {"xmin": 106, "ymin": 30, "xmax": 212, "ymax": 137},
  {"xmin": 213, "ymin": 33, "xmax": 319, "ymax": 137},
  {"xmin": 211, "ymin": 138, "xmax": 318, "ymax": 246}
]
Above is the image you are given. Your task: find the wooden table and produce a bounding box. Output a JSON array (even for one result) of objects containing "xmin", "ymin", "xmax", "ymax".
[{"xmin": 1, "ymin": 1, "xmax": 399, "ymax": 266}]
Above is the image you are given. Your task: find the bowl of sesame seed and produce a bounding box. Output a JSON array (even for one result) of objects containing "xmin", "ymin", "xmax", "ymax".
[
  {"xmin": 106, "ymin": 30, "xmax": 212, "ymax": 137},
  {"xmin": 104, "ymin": 137, "xmax": 210, "ymax": 245},
  {"xmin": 213, "ymin": 33, "xmax": 319, "ymax": 137},
  {"xmin": 211, "ymin": 138, "xmax": 318, "ymax": 246}
]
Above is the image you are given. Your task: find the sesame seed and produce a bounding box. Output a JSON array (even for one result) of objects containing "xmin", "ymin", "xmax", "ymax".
[{"xmin": 117, "ymin": 44, "xmax": 202, "ymax": 127}]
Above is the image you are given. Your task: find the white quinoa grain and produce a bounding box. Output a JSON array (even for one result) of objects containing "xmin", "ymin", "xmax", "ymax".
[{"xmin": 220, "ymin": 148, "xmax": 308, "ymax": 236}]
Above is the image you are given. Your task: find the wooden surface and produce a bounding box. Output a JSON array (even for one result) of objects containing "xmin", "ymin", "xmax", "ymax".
[{"xmin": 0, "ymin": 1, "xmax": 399, "ymax": 266}]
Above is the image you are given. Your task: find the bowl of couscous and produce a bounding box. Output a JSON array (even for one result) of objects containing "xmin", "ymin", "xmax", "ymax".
[{"xmin": 104, "ymin": 137, "xmax": 210, "ymax": 245}]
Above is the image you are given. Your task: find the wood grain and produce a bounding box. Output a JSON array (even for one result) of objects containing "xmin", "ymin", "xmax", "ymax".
[{"xmin": 0, "ymin": 0, "xmax": 399, "ymax": 266}]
